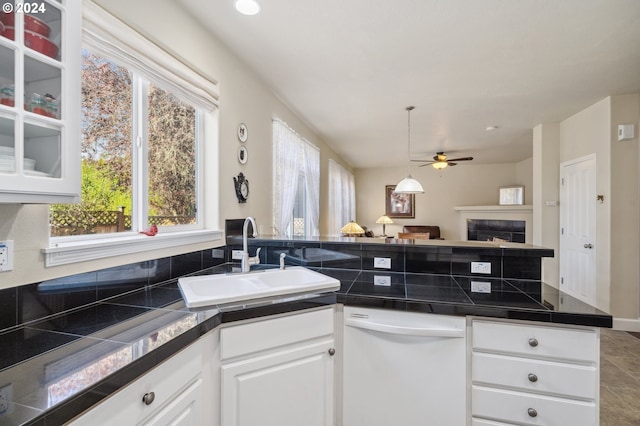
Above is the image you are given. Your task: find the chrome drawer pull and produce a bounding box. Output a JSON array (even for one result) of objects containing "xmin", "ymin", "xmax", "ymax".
[
  {"xmin": 528, "ymin": 408, "xmax": 538, "ymax": 417},
  {"xmin": 142, "ymin": 392, "xmax": 155, "ymax": 405},
  {"xmin": 328, "ymin": 348, "xmax": 336, "ymax": 356},
  {"xmin": 528, "ymin": 373, "xmax": 538, "ymax": 382},
  {"xmin": 528, "ymin": 338, "xmax": 539, "ymax": 347}
]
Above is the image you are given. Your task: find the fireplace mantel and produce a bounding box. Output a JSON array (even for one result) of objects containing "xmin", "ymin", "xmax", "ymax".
[
  {"xmin": 454, "ymin": 205, "xmax": 533, "ymax": 213},
  {"xmin": 454, "ymin": 205, "xmax": 533, "ymax": 243}
]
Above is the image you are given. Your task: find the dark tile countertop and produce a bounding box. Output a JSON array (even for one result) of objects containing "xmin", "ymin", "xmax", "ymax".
[{"xmin": 0, "ymin": 264, "xmax": 611, "ymax": 425}]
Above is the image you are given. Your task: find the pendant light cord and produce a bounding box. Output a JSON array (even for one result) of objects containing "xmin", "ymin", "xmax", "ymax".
[{"xmin": 406, "ymin": 106, "xmax": 414, "ymax": 176}]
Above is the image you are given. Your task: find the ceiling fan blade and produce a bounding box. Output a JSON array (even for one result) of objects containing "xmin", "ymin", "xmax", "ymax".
[
  {"xmin": 448, "ymin": 162, "xmax": 458, "ymax": 166},
  {"xmin": 446, "ymin": 157, "xmax": 473, "ymax": 162}
]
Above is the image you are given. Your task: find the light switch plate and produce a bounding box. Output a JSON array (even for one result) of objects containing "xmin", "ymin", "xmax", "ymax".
[
  {"xmin": 471, "ymin": 261, "xmax": 491, "ymax": 274},
  {"xmin": 0, "ymin": 383, "xmax": 12, "ymax": 414},
  {"xmin": 0, "ymin": 241, "xmax": 13, "ymax": 272},
  {"xmin": 212, "ymin": 249, "xmax": 225, "ymax": 259},
  {"xmin": 232, "ymin": 250, "xmax": 244, "ymax": 260},
  {"xmin": 373, "ymin": 257, "xmax": 391, "ymax": 269},
  {"xmin": 373, "ymin": 275, "xmax": 391, "ymax": 286},
  {"xmin": 471, "ymin": 281, "xmax": 492, "ymax": 293}
]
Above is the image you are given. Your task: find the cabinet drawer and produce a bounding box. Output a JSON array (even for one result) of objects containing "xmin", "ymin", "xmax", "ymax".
[
  {"xmin": 472, "ymin": 385, "xmax": 597, "ymax": 426},
  {"xmin": 221, "ymin": 307, "xmax": 334, "ymax": 360},
  {"xmin": 472, "ymin": 320, "xmax": 598, "ymax": 362},
  {"xmin": 68, "ymin": 338, "xmax": 203, "ymax": 425},
  {"xmin": 472, "ymin": 352, "xmax": 597, "ymax": 399}
]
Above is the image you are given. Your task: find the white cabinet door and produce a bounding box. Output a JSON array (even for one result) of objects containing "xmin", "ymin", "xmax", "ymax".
[
  {"xmin": 221, "ymin": 339, "xmax": 334, "ymax": 426},
  {"xmin": 0, "ymin": 1, "xmax": 81, "ymax": 203}
]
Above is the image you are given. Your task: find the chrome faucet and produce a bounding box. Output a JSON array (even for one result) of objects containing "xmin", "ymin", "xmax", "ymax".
[{"xmin": 241, "ymin": 217, "xmax": 261, "ymax": 272}]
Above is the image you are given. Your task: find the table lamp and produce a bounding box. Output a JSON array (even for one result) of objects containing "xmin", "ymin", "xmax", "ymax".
[{"xmin": 375, "ymin": 215, "xmax": 394, "ymax": 236}]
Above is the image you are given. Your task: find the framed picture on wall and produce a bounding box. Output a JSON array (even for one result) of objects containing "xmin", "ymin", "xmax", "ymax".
[{"xmin": 385, "ymin": 185, "xmax": 415, "ymax": 218}]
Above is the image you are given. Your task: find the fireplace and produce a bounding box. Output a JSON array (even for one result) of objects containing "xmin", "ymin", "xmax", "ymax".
[
  {"xmin": 467, "ymin": 219, "xmax": 526, "ymax": 243},
  {"xmin": 454, "ymin": 205, "xmax": 533, "ymax": 243}
]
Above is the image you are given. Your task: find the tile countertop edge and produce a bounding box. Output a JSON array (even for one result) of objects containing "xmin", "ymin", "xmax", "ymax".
[{"xmin": 19, "ymin": 289, "xmax": 610, "ymax": 425}]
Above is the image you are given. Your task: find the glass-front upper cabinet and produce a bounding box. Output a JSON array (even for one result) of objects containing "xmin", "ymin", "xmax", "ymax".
[{"xmin": 0, "ymin": 0, "xmax": 80, "ymax": 203}]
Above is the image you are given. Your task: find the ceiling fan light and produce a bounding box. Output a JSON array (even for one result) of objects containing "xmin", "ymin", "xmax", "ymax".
[
  {"xmin": 394, "ymin": 175, "xmax": 424, "ymax": 194},
  {"xmin": 432, "ymin": 161, "xmax": 448, "ymax": 170},
  {"xmin": 235, "ymin": 0, "xmax": 261, "ymax": 15}
]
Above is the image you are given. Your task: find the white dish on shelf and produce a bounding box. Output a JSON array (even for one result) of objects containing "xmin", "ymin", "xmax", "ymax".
[
  {"xmin": 0, "ymin": 146, "xmax": 14, "ymax": 156},
  {"xmin": 24, "ymin": 170, "xmax": 52, "ymax": 177},
  {"xmin": 0, "ymin": 155, "xmax": 36, "ymax": 170}
]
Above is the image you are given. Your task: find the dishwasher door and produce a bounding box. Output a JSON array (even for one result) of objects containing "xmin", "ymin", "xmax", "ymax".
[{"xmin": 342, "ymin": 307, "xmax": 467, "ymax": 426}]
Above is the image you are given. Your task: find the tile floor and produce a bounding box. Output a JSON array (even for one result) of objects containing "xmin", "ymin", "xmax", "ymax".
[{"xmin": 600, "ymin": 328, "xmax": 640, "ymax": 425}]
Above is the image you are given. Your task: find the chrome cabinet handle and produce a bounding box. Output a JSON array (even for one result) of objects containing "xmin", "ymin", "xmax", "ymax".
[
  {"xmin": 528, "ymin": 408, "xmax": 538, "ymax": 417},
  {"xmin": 528, "ymin": 373, "xmax": 538, "ymax": 382},
  {"xmin": 584, "ymin": 243, "xmax": 593, "ymax": 249},
  {"xmin": 142, "ymin": 392, "xmax": 155, "ymax": 405},
  {"xmin": 328, "ymin": 348, "xmax": 336, "ymax": 356},
  {"xmin": 528, "ymin": 338, "xmax": 538, "ymax": 347}
]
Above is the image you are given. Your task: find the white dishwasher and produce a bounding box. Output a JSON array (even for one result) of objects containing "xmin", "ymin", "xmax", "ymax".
[{"xmin": 342, "ymin": 307, "xmax": 467, "ymax": 426}]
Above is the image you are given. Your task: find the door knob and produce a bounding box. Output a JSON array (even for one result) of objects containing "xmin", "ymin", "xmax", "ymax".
[{"xmin": 584, "ymin": 243, "xmax": 593, "ymax": 249}]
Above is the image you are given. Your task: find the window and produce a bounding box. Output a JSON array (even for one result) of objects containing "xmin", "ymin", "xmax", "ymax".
[
  {"xmin": 49, "ymin": 50, "xmax": 200, "ymax": 237},
  {"xmin": 272, "ymin": 119, "xmax": 320, "ymax": 237},
  {"xmin": 44, "ymin": 2, "xmax": 220, "ymax": 267},
  {"xmin": 328, "ymin": 159, "xmax": 356, "ymax": 236}
]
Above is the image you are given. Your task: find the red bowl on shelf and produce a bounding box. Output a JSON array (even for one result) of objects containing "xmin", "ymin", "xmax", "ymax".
[
  {"xmin": 24, "ymin": 30, "xmax": 58, "ymax": 59},
  {"xmin": 0, "ymin": 12, "xmax": 14, "ymax": 27},
  {"xmin": 25, "ymin": 15, "xmax": 50, "ymax": 37},
  {"xmin": 1, "ymin": 13, "xmax": 50, "ymax": 36},
  {"xmin": 1, "ymin": 25, "xmax": 14, "ymax": 41}
]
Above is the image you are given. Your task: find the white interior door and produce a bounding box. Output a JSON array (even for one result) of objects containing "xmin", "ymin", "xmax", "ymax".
[{"xmin": 559, "ymin": 154, "xmax": 597, "ymax": 305}]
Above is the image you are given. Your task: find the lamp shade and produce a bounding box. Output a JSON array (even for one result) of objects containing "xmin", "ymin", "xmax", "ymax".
[
  {"xmin": 432, "ymin": 161, "xmax": 448, "ymax": 170},
  {"xmin": 340, "ymin": 220, "xmax": 365, "ymax": 235},
  {"xmin": 376, "ymin": 215, "xmax": 394, "ymax": 225},
  {"xmin": 394, "ymin": 175, "xmax": 424, "ymax": 194},
  {"xmin": 235, "ymin": 0, "xmax": 260, "ymax": 15}
]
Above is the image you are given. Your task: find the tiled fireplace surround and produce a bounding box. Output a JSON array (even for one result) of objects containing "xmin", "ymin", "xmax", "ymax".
[{"xmin": 0, "ymin": 239, "xmax": 550, "ymax": 334}]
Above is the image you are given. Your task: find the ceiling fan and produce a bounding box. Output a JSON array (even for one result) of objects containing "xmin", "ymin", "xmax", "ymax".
[{"xmin": 412, "ymin": 152, "xmax": 474, "ymax": 170}]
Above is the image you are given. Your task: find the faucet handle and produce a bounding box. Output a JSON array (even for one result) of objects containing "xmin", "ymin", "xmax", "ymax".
[{"xmin": 248, "ymin": 247, "xmax": 262, "ymax": 266}]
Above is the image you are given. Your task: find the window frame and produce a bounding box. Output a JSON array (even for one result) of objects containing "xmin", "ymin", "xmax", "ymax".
[{"xmin": 44, "ymin": 3, "xmax": 221, "ymax": 267}]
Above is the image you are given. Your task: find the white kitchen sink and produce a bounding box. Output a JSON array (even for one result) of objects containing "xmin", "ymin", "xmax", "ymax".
[{"xmin": 178, "ymin": 266, "xmax": 340, "ymax": 308}]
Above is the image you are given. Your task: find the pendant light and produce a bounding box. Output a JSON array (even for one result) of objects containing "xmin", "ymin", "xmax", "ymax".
[{"xmin": 394, "ymin": 106, "xmax": 424, "ymax": 194}]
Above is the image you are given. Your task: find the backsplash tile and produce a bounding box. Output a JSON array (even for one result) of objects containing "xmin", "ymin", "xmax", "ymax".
[{"xmin": 0, "ymin": 241, "xmax": 552, "ymax": 336}]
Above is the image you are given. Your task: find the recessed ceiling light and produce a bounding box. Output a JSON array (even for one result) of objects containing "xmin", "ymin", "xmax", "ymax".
[
  {"xmin": 235, "ymin": 0, "xmax": 260, "ymax": 15},
  {"xmin": 485, "ymin": 125, "xmax": 499, "ymax": 131}
]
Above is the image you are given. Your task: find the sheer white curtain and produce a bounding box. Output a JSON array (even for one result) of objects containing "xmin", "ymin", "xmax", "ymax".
[
  {"xmin": 273, "ymin": 121, "xmax": 302, "ymax": 237},
  {"xmin": 303, "ymin": 142, "xmax": 320, "ymax": 236},
  {"xmin": 328, "ymin": 159, "xmax": 356, "ymax": 236}
]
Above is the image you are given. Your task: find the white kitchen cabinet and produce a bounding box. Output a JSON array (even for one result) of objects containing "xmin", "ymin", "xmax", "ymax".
[
  {"xmin": 67, "ymin": 330, "xmax": 219, "ymax": 426},
  {"xmin": 220, "ymin": 307, "xmax": 335, "ymax": 426},
  {"xmin": 342, "ymin": 307, "xmax": 467, "ymax": 426},
  {"xmin": 470, "ymin": 319, "xmax": 599, "ymax": 426},
  {"xmin": 0, "ymin": 0, "xmax": 81, "ymax": 203}
]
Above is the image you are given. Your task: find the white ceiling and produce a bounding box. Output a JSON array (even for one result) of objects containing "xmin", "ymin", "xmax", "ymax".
[{"xmin": 180, "ymin": 0, "xmax": 640, "ymax": 169}]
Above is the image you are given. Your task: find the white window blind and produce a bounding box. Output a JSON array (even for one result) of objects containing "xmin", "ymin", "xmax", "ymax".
[
  {"xmin": 328, "ymin": 159, "xmax": 356, "ymax": 236},
  {"xmin": 272, "ymin": 119, "xmax": 319, "ymax": 237},
  {"xmin": 82, "ymin": 1, "xmax": 219, "ymax": 111}
]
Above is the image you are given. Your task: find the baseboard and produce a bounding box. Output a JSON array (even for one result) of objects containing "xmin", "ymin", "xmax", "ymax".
[{"xmin": 612, "ymin": 317, "xmax": 640, "ymax": 332}]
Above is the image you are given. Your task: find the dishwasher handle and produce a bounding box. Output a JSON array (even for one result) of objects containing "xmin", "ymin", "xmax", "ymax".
[{"xmin": 345, "ymin": 317, "xmax": 465, "ymax": 338}]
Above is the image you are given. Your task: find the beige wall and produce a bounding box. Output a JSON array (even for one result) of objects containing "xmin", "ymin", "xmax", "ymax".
[
  {"xmin": 609, "ymin": 95, "xmax": 640, "ymax": 319},
  {"xmin": 0, "ymin": 0, "xmax": 352, "ymax": 288},
  {"xmin": 533, "ymin": 123, "xmax": 560, "ymax": 287},
  {"xmin": 538, "ymin": 94, "xmax": 640, "ymax": 321},
  {"xmin": 354, "ymin": 163, "xmax": 521, "ymax": 239}
]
